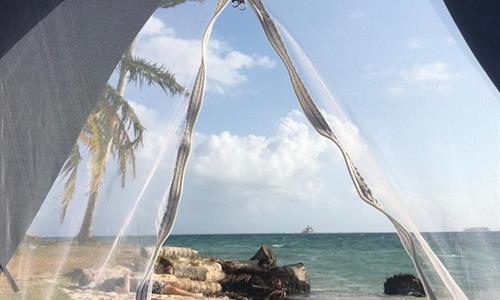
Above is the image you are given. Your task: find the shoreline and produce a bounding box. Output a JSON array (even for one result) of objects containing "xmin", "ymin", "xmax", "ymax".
[{"xmin": 1, "ymin": 233, "xmax": 497, "ymax": 299}]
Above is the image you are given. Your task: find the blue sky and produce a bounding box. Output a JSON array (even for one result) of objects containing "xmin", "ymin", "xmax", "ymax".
[{"xmin": 31, "ymin": 0, "xmax": 499, "ymax": 237}]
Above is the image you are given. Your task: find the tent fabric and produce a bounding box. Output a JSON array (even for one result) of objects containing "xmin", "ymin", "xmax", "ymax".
[
  {"xmin": 248, "ymin": 1, "xmax": 472, "ymax": 298},
  {"xmin": 443, "ymin": 0, "xmax": 500, "ymax": 92},
  {"xmin": 0, "ymin": 264, "xmax": 17, "ymax": 292},
  {"xmin": 0, "ymin": 0, "xmax": 498, "ymax": 299},
  {"xmin": 0, "ymin": 0, "xmax": 157, "ymax": 268},
  {"xmin": 135, "ymin": 1, "xmax": 231, "ymax": 298},
  {"xmin": 248, "ymin": 0, "xmax": 443, "ymax": 297},
  {"xmin": 136, "ymin": 0, "xmax": 476, "ymax": 298},
  {"xmin": 0, "ymin": 0, "xmax": 65, "ymax": 59}
]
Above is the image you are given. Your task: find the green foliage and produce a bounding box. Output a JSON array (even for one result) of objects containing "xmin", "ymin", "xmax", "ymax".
[
  {"xmin": 120, "ymin": 56, "xmax": 185, "ymax": 95},
  {"xmin": 60, "ymin": 143, "xmax": 82, "ymax": 222},
  {"xmin": 99, "ymin": 84, "xmax": 145, "ymax": 186},
  {"xmin": 60, "ymin": 52, "xmax": 184, "ymax": 226},
  {"xmin": 85, "ymin": 112, "xmax": 108, "ymax": 203}
]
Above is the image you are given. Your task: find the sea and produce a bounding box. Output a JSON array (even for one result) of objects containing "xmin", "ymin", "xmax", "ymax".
[{"xmin": 164, "ymin": 232, "xmax": 500, "ymax": 299}]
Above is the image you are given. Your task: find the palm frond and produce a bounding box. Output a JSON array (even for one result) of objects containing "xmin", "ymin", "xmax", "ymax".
[
  {"xmin": 99, "ymin": 84, "xmax": 145, "ymax": 185},
  {"xmin": 101, "ymin": 84, "xmax": 144, "ymax": 148},
  {"xmin": 84, "ymin": 132, "xmax": 108, "ymax": 231},
  {"xmin": 86, "ymin": 112, "xmax": 105, "ymax": 152},
  {"xmin": 60, "ymin": 39, "xmax": 187, "ymax": 224},
  {"xmin": 60, "ymin": 143, "xmax": 82, "ymax": 222},
  {"xmin": 60, "ymin": 40, "xmax": 188, "ymax": 231},
  {"xmin": 119, "ymin": 56, "xmax": 185, "ymax": 95}
]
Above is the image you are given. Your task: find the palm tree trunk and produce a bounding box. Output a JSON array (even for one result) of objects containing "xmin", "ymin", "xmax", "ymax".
[
  {"xmin": 76, "ymin": 40, "xmax": 136, "ymax": 241},
  {"xmin": 76, "ymin": 141, "xmax": 111, "ymax": 240},
  {"xmin": 76, "ymin": 188, "xmax": 99, "ymax": 240},
  {"xmin": 76, "ymin": 141, "xmax": 110, "ymax": 240}
]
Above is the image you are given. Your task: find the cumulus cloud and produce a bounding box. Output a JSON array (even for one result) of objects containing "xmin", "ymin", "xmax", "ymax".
[
  {"xmin": 140, "ymin": 16, "xmax": 174, "ymax": 36},
  {"xmin": 128, "ymin": 101, "xmax": 169, "ymax": 161},
  {"xmin": 129, "ymin": 101, "xmax": 366, "ymax": 206},
  {"xmin": 323, "ymin": 112, "xmax": 366, "ymax": 160},
  {"xmin": 127, "ymin": 96, "xmax": 365, "ymax": 214},
  {"xmin": 192, "ymin": 112, "xmax": 327, "ymax": 186},
  {"xmin": 188, "ymin": 110, "xmax": 365, "ymax": 206},
  {"xmin": 135, "ymin": 16, "xmax": 275, "ymax": 94}
]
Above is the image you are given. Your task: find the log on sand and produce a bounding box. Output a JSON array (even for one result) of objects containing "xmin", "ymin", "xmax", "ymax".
[
  {"xmin": 249, "ymin": 245, "xmax": 277, "ymax": 267},
  {"xmin": 151, "ymin": 295, "xmax": 231, "ymax": 300},
  {"xmin": 155, "ymin": 256, "xmax": 225, "ymax": 282},
  {"xmin": 141, "ymin": 246, "xmax": 199, "ymax": 259},
  {"xmin": 142, "ymin": 246, "xmax": 224, "ymax": 282},
  {"xmin": 146, "ymin": 244, "xmax": 310, "ymax": 299},
  {"xmin": 219, "ymin": 246, "xmax": 310, "ymax": 299},
  {"xmin": 152, "ymin": 274, "xmax": 222, "ymax": 296}
]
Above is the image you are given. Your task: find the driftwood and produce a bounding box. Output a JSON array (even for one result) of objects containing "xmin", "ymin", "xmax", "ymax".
[
  {"xmin": 145, "ymin": 245, "xmax": 309, "ymax": 299},
  {"xmin": 249, "ymin": 245, "xmax": 277, "ymax": 267},
  {"xmin": 152, "ymin": 294, "xmax": 232, "ymax": 300},
  {"xmin": 384, "ymin": 273, "xmax": 425, "ymax": 297},
  {"xmin": 153, "ymin": 274, "xmax": 222, "ymax": 296},
  {"xmin": 219, "ymin": 246, "xmax": 310, "ymax": 299},
  {"xmin": 156, "ymin": 257, "xmax": 205, "ymax": 281},
  {"xmin": 155, "ymin": 256, "xmax": 225, "ymax": 282},
  {"xmin": 141, "ymin": 246, "xmax": 199, "ymax": 259}
]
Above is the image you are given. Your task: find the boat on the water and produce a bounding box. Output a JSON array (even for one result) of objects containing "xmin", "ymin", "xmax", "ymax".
[{"xmin": 301, "ymin": 226, "xmax": 314, "ymax": 234}]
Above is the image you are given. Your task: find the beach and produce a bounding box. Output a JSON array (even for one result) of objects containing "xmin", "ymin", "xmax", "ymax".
[{"xmin": 1, "ymin": 232, "xmax": 498, "ymax": 299}]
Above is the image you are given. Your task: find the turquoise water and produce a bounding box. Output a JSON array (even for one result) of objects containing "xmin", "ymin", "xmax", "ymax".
[{"xmin": 165, "ymin": 232, "xmax": 500, "ymax": 299}]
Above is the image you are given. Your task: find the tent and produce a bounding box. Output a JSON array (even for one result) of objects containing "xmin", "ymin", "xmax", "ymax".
[{"xmin": 1, "ymin": 0, "xmax": 499, "ymax": 299}]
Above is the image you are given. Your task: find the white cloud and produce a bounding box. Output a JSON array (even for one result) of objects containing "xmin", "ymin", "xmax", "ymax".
[
  {"xmin": 127, "ymin": 97, "xmax": 365, "ymax": 219},
  {"xmin": 140, "ymin": 16, "xmax": 174, "ymax": 36},
  {"xmin": 127, "ymin": 100, "xmax": 367, "ymax": 209},
  {"xmin": 401, "ymin": 62, "xmax": 457, "ymax": 83},
  {"xmin": 190, "ymin": 111, "xmax": 329, "ymax": 201},
  {"xmin": 128, "ymin": 101, "xmax": 169, "ymax": 161},
  {"xmin": 136, "ymin": 16, "xmax": 275, "ymax": 94},
  {"xmin": 189, "ymin": 110, "xmax": 365, "ymax": 205},
  {"xmin": 323, "ymin": 112, "xmax": 366, "ymax": 160},
  {"xmin": 127, "ymin": 100, "xmax": 365, "ymax": 204}
]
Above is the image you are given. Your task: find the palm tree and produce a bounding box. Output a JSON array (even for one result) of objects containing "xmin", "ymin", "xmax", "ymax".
[{"xmin": 60, "ymin": 40, "xmax": 184, "ymax": 241}]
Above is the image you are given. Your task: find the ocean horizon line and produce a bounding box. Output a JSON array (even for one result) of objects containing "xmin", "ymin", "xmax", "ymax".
[{"xmin": 27, "ymin": 230, "xmax": 499, "ymax": 239}]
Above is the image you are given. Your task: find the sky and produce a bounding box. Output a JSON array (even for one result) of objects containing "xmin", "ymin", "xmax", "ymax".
[{"xmin": 30, "ymin": 0, "xmax": 499, "ymax": 237}]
